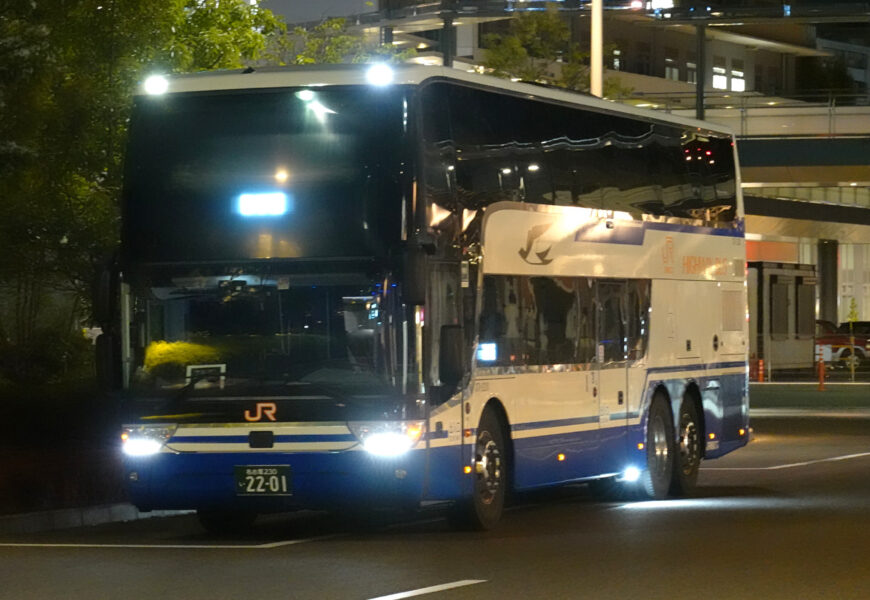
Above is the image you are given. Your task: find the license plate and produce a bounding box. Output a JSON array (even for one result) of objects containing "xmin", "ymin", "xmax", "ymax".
[{"xmin": 234, "ymin": 465, "xmax": 292, "ymax": 496}]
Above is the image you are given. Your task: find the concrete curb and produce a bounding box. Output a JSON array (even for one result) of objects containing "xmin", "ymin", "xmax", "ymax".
[{"xmin": 0, "ymin": 503, "xmax": 193, "ymax": 535}]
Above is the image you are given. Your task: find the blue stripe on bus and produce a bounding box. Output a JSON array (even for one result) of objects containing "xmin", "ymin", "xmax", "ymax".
[
  {"xmin": 572, "ymin": 220, "xmax": 743, "ymax": 247},
  {"xmin": 512, "ymin": 415, "xmax": 600, "ymax": 432},
  {"xmin": 170, "ymin": 434, "xmax": 356, "ymax": 444},
  {"xmin": 642, "ymin": 221, "xmax": 744, "ymax": 238}
]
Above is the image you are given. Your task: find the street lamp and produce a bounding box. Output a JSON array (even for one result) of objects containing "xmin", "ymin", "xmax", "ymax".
[{"xmin": 590, "ymin": 0, "xmax": 603, "ymax": 97}]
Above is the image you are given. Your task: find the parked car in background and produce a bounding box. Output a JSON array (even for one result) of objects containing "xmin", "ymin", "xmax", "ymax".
[{"xmin": 815, "ymin": 320, "xmax": 870, "ymax": 367}]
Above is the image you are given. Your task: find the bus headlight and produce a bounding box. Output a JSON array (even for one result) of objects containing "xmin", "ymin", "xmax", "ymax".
[
  {"xmin": 121, "ymin": 424, "xmax": 177, "ymax": 456},
  {"xmin": 348, "ymin": 421, "xmax": 425, "ymax": 457}
]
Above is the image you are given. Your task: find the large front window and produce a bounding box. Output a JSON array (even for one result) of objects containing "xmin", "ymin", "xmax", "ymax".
[{"xmin": 128, "ymin": 271, "xmax": 415, "ymax": 399}]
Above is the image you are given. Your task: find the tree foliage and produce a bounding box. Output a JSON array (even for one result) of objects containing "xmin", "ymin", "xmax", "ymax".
[
  {"xmin": 0, "ymin": 0, "xmax": 284, "ymax": 383},
  {"xmin": 284, "ymin": 17, "xmax": 414, "ymax": 65},
  {"xmin": 482, "ymin": 9, "xmax": 630, "ymax": 97}
]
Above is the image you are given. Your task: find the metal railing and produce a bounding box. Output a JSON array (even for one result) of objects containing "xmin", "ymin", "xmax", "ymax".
[{"xmin": 613, "ymin": 90, "xmax": 870, "ymax": 137}]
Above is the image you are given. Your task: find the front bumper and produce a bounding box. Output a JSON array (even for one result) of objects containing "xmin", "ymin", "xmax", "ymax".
[{"xmin": 123, "ymin": 449, "xmax": 426, "ymax": 512}]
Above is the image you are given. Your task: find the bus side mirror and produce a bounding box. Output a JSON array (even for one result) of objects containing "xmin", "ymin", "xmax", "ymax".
[
  {"xmin": 402, "ymin": 245, "xmax": 428, "ymax": 306},
  {"xmin": 439, "ymin": 324, "xmax": 466, "ymax": 388}
]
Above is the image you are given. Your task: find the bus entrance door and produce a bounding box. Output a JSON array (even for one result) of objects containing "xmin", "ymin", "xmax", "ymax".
[{"xmin": 596, "ymin": 281, "xmax": 629, "ymax": 473}]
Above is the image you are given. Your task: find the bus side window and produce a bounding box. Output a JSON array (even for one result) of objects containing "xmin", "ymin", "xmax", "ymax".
[
  {"xmin": 626, "ymin": 279, "xmax": 651, "ymax": 361},
  {"xmin": 576, "ymin": 278, "xmax": 597, "ymax": 364},
  {"xmin": 598, "ymin": 281, "xmax": 626, "ymax": 364}
]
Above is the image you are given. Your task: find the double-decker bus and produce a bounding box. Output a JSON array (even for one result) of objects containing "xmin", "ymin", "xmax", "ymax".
[{"xmin": 108, "ymin": 64, "xmax": 749, "ymax": 532}]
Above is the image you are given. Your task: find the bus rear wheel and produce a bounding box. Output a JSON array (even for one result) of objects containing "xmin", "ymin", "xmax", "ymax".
[
  {"xmin": 450, "ymin": 409, "xmax": 508, "ymax": 530},
  {"xmin": 670, "ymin": 398, "xmax": 701, "ymax": 496},
  {"xmin": 640, "ymin": 393, "xmax": 675, "ymax": 500}
]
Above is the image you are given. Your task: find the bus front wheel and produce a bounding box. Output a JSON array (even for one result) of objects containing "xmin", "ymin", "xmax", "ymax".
[
  {"xmin": 451, "ymin": 408, "xmax": 508, "ymax": 530},
  {"xmin": 641, "ymin": 393, "xmax": 675, "ymax": 500}
]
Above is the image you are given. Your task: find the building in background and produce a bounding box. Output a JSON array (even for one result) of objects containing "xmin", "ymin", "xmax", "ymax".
[{"xmin": 271, "ymin": 1, "xmax": 870, "ymax": 359}]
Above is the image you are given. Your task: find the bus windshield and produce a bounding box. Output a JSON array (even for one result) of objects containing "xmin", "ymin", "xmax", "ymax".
[
  {"xmin": 122, "ymin": 85, "xmax": 406, "ymax": 264},
  {"xmin": 129, "ymin": 272, "xmax": 409, "ymax": 398}
]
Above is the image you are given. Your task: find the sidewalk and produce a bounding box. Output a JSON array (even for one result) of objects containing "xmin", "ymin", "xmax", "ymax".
[
  {"xmin": 0, "ymin": 504, "xmax": 192, "ymax": 535},
  {"xmin": 749, "ymin": 382, "xmax": 870, "ymax": 410}
]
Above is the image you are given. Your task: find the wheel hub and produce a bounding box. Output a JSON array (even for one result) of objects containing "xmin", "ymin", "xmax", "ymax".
[
  {"xmin": 679, "ymin": 419, "xmax": 700, "ymax": 474},
  {"xmin": 475, "ymin": 438, "xmax": 502, "ymax": 504},
  {"xmin": 650, "ymin": 414, "xmax": 670, "ymax": 478}
]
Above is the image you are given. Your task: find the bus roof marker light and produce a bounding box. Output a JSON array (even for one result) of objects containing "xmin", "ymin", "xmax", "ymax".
[
  {"xmin": 238, "ymin": 192, "xmax": 289, "ymax": 217},
  {"xmin": 143, "ymin": 74, "xmax": 169, "ymax": 95},
  {"xmin": 366, "ymin": 64, "xmax": 394, "ymax": 86}
]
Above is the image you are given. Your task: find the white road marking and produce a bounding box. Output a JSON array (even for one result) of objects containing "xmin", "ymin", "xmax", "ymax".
[
  {"xmin": 367, "ymin": 580, "xmax": 487, "ymax": 600},
  {"xmin": 701, "ymin": 451, "xmax": 870, "ymax": 471},
  {"xmin": 0, "ymin": 537, "xmax": 325, "ymax": 550}
]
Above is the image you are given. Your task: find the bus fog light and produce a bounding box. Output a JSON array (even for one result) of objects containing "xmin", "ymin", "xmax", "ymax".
[{"xmin": 349, "ymin": 421, "xmax": 425, "ymax": 457}]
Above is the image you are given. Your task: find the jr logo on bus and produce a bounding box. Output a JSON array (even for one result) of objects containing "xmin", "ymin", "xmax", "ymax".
[
  {"xmin": 519, "ymin": 223, "xmax": 554, "ymax": 265},
  {"xmin": 244, "ymin": 402, "xmax": 277, "ymax": 422}
]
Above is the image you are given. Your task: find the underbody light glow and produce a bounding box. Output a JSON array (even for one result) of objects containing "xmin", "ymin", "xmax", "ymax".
[
  {"xmin": 238, "ymin": 192, "xmax": 288, "ymax": 216},
  {"xmin": 622, "ymin": 466, "xmax": 641, "ymax": 482}
]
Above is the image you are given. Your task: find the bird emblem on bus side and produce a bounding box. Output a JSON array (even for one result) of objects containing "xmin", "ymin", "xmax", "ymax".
[{"xmin": 519, "ymin": 223, "xmax": 554, "ymax": 265}]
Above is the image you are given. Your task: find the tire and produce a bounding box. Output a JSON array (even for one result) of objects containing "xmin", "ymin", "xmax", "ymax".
[
  {"xmin": 197, "ymin": 509, "xmax": 257, "ymax": 535},
  {"xmin": 640, "ymin": 392, "xmax": 675, "ymax": 500},
  {"xmin": 450, "ymin": 409, "xmax": 508, "ymax": 530},
  {"xmin": 670, "ymin": 398, "xmax": 701, "ymax": 496}
]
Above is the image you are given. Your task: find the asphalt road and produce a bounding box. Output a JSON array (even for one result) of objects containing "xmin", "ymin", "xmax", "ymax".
[{"xmin": 2, "ymin": 411, "xmax": 869, "ymax": 600}]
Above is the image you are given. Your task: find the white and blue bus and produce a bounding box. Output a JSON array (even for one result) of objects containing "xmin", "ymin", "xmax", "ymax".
[{"xmin": 110, "ymin": 64, "xmax": 749, "ymax": 531}]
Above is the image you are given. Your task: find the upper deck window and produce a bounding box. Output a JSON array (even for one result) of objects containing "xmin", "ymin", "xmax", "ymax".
[
  {"xmin": 419, "ymin": 81, "xmax": 738, "ymax": 231},
  {"xmin": 123, "ymin": 85, "xmax": 406, "ymax": 264}
]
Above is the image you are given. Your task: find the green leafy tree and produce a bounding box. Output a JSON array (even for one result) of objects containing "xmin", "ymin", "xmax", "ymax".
[
  {"xmin": 482, "ymin": 9, "xmax": 630, "ymax": 97},
  {"xmin": 0, "ymin": 0, "xmax": 284, "ymax": 383},
  {"xmin": 284, "ymin": 17, "xmax": 414, "ymax": 65}
]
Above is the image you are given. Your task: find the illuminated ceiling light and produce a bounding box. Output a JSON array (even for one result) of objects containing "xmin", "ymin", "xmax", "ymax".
[
  {"xmin": 296, "ymin": 89, "xmax": 315, "ymax": 102},
  {"xmin": 417, "ymin": 43, "xmax": 428, "ymax": 49},
  {"xmin": 527, "ymin": 164, "xmax": 540, "ymax": 172},
  {"xmin": 501, "ymin": 167, "xmax": 512, "ymax": 175},
  {"xmin": 143, "ymin": 74, "xmax": 169, "ymax": 95},
  {"xmin": 274, "ymin": 169, "xmax": 289, "ymax": 183},
  {"xmin": 366, "ymin": 64, "xmax": 394, "ymax": 86},
  {"xmin": 238, "ymin": 192, "xmax": 288, "ymax": 217},
  {"xmin": 850, "ymin": 182, "xmax": 858, "ymax": 187},
  {"xmin": 308, "ymin": 100, "xmax": 336, "ymax": 123},
  {"xmin": 630, "ymin": 0, "xmax": 643, "ymax": 8}
]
